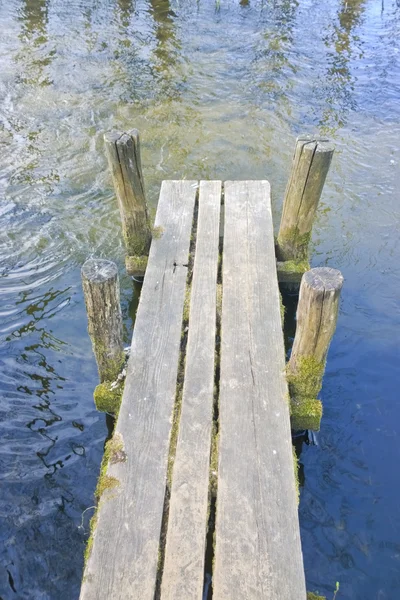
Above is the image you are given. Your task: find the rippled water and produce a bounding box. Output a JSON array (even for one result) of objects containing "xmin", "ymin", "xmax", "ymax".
[{"xmin": 0, "ymin": 0, "xmax": 399, "ymax": 598}]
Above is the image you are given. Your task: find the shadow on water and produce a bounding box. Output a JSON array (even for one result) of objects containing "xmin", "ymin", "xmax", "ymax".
[{"xmin": 0, "ymin": 0, "xmax": 400, "ymax": 598}]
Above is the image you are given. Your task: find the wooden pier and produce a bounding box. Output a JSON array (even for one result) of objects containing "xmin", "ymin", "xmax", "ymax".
[{"xmin": 80, "ymin": 133, "xmax": 342, "ymax": 599}]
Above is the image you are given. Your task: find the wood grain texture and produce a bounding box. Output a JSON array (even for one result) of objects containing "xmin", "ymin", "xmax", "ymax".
[
  {"xmin": 104, "ymin": 130, "xmax": 152, "ymax": 257},
  {"xmin": 81, "ymin": 259, "xmax": 124, "ymax": 383},
  {"xmin": 161, "ymin": 181, "xmax": 221, "ymax": 600},
  {"xmin": 277, "ymin": 137, "xmax": 334, "ymax": 261},
  {"xmin": 214, "ymin": 181, "xmax": 306, "ymax": 599},
  {"xmin": 80, "ymin": 180, "xmax": 197, "ymax": 600},
  {"xmin": 289, "ymin": 267, "xmax": 343, "ymax": 368}
]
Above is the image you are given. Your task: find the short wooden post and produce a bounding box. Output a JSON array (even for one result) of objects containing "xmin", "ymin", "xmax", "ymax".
[
  {"xmin": 81, "ymin": 259, "xmax": 124, "ymax": 384},
  {"xmin": 104, "ymin": 130, "xmax": 152, "ymax": 277},
  {"xmin": 277, "ymin": 137, "xmax": 334, "ymax": 265},
  {"xmin": 288, "ymin": 267, "xmax": 343, "ymax": 431}
]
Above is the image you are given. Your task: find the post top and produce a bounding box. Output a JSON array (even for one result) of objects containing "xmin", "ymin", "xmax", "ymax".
[
  {"xmin": 303, "ymin": 267, "xmax": 343, "ymax": 292},
  {"xmin": 81, "ymin": 258, "xmax": 118, "ymax": 283},
  {"xmin": 104, "ymin": 129, "xmax": 140, "ymax": 146}
]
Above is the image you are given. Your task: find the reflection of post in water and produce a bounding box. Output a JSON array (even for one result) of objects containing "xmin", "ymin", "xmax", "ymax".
[
  {"xmin": 148, "ymin": 0, "xmax": 180, "ymax": 90},
  {"xmin": 257, "ymin": 0, "xmax": 298, "ymax": 120},
  {"xmin": 319, "ymin": 0, "xmax": 366, "ymax": 132},
  {"xmin": 17, "ymin": 0, "xmax": 53, "ymax": 86},
  {"xmin": 19, "ymin": 0, "xmax": 49, "ymax": 40},
  {"xmin": 116, "ymin": 0, "xmax": 134, "ymax": 28}
]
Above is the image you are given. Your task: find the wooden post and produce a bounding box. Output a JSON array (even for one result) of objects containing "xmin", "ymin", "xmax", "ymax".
[
  {"xmin": 104, "ymin": 130, "xmax": 152, "ymax": 277},
  {"xmin": 277, "ymin": 137, "xmax": 334, "ymax": 264},
  {"xmin": 81, "ymin": 259, "xmax": 124, "ymax": 384},
  {"xmin": 288, "ymin": 267, "xmax": 343, "ymax": 431}
]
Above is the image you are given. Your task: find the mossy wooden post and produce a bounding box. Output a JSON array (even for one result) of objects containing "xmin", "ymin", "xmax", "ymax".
[
  {"xmin": 276, "ymin": 137, "xmax": 334, "ymax": 280},
  {"xmin": 104, "ymin": 129, "xmax": 152, "ymax": 277},
  {"xmin": 81, "ymin": 258, "xmax": 124, "ymax": 388},
  {"xmin": 288, "ymin": 267, "xmax": 343, "ymax": 431}
]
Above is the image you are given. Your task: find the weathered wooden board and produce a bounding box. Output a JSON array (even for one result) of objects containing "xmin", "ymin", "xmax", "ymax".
[
  {"xmin": 80, "ymin": 180, "xmax": 197, "ymax": 600},
  {"xmin": 161, "ymin": 181, "xmax": 221, "ymax": 599},
  {"xmin": 214, "ymin": 181, "xmax": 306, "ymax": 599}
]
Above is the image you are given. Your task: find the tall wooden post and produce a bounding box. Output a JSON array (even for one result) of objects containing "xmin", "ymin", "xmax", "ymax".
[
  {"xmin": 288, "ymin": 267, "xmax": 343, "ymax": 431},
  {"xmin": 277, "ymin": 137, "xmax": 334, "ymax": 265},
  {"xmin": 81, "ymin": 259, "xmax": 124, "ymax": 384},
  {"xmin": 104, "ymin": 130, "xmax": 152, "ymax": 277}
]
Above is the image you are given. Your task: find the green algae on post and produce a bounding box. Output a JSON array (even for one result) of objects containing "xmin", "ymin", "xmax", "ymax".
[
  {"xmin": 291, "ymin": 397, "xmax": 323, "ymax": 432},
  {"xmin": 277, "ymin": 227, "xmax": 311, "ymax": 262},
  {"xmin": 277, "ymin": 258, "xmax": 310, "ymax": 283},
  {"xmin": 307, "ymin": 593, "xmax": 327, "ymax": 600},
  {"xmin": 93, "ymin": 381, "xmax": 123, "ymax": 414},
  {"xmin": 81, "ymin": 258, "xmax": 124, "ymax": 384},
  {"xmin": 125, "ymin": 254, "xmax": 148, "ymax": 277},
  {"xmin": 287, "ymin": 356, "xmax": 325, "ymax": 400},
  {"xmin": 288, "ymin": 267, "xmax": 343, "ymax": 431}
]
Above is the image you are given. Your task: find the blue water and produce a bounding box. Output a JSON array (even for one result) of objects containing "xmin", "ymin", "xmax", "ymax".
[{"xmin": 0, "ymin": 0, "xmax": 399, "ymax": 598}]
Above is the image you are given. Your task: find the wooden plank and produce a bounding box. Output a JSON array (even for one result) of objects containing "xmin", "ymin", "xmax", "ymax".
[
  {"xmin": 161, "ymin": 181, "xmax": 221, "ymax": 599},
  {"xmin": 80, "ymin": 180, "xmax": 197, "ymax": 600},
  {"xmin": 214, "ymin": 181, "xmax": 306, "ymax": 599}
]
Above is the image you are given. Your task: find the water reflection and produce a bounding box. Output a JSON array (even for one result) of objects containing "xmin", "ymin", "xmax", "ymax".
[
  {"xmin": 116, "ymin": 0, "xmax": 135, "ymax": 29},
  {"xmin": 318, "ymin": 0, "xmax": 366, "ymax": 133},
  {"xmin": 17, "ymin": 0, "xmax": 53, "ymax": 87},
  {"xmin": 253, "ymin": 0, "xmax": 299, "ymax": 123},
  {"xmin": 148, "ymin": 0, "xmax": 182, "ymax": 98}
]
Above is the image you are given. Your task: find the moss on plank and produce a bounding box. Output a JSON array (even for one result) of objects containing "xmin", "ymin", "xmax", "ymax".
[
  {"xmin": 103, "ymin": 431, "xmax": 127, "ymax": 465},
  {"xmin": 84, "ymin": 509, "xmax": 99, "ymax": 567},
  {"xmin": 209, "ymin": 424, "xmax": 219, "ymax": 498},
  {"xmin": 167, "ymin": 349, "xmax": 186, "ymax": 487},
  {"xmin": 84, "ymin": 432, "xmax": 126, "ymax": 567},
  {"xmin": 307, "ymin": 593, "xmax": 326, "ymax": 600},
  {"xmin": 151, "ymin": 225, "xmax": 164, "ymax": 239},
  {"xmin": 292, "ymin": 446, "xmax": 300, "ymax": 505},
  {"xmin": 95, "ymin": 475, "xmax": 119, "ymax": 499},
  {"xmin": 216, "ymin": 283, "xmax": 222, "ymax": 326},
  {"xmin": 93, "ymin": 381, "xmax": 123, "ymax": 414},
  {"xmin": 183, "ymin": 284, "xmax": 191, "ymax": 323}
]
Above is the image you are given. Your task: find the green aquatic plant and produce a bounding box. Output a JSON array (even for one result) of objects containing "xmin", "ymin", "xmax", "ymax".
[{"xmin": 333, "ymin": 581, "xmax": 340, "ymax": 600}]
